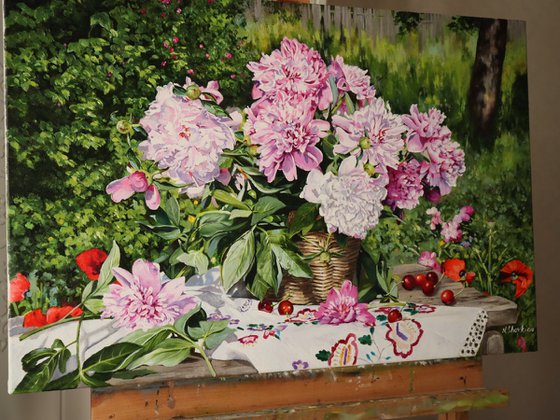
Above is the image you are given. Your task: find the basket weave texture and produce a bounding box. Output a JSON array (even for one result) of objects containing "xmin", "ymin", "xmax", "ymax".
[{"xmin": 274, "ymin": 232, "xmax": 361, "ymax": 305}]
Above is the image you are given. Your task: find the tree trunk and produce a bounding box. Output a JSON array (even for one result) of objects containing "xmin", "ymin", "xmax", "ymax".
[{"xmin": 467, "ymin": 19, "xmax": 508, "ymax": 149}]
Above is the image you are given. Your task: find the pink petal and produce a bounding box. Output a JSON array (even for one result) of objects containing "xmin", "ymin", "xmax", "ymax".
[
  {"xmin": 216, "ymin": 168, "xmax": 232, "ymax": 185},
  {"xmin": 106, "ymin": 176, "xmax": 135, "ymax": 203},
  {"xmin": 111, "ymin": 267, "xmax": 134, "ymax": 288},
  {"xmin": 131, "ymin": 259, "xmax": 162, "ymax": 293},
  {"xmin": 145, "ymin": 185, "xmax": 160, "ymax": 210},
  {"xmin": 129, "ymin": 172, "xmax": 149, "ymax": 192}
]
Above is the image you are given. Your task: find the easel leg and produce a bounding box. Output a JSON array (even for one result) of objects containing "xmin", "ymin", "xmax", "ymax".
[{"xmin": 438, "ymin": 412, "xmax": 469, "ymax": 420}]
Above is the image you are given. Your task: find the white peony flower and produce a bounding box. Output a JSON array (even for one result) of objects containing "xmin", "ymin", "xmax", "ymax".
[{"xmin": 301, "ymin": 157, "xmax": 387, "ymax": 239}]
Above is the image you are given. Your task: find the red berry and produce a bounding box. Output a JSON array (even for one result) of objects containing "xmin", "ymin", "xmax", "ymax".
[
  {"xmin": 402, "ymin": 274, "xmax": 415, "ymax": 290},
  {"xmin": 426, "ymin": 271, "xmax": 439, "ymax": 284},
  {"xmin": 421, "ymin": 280, "xmax": 435, "ymax": 296},
  {"xmin": 415, "ymin": 273, "xmax": 427, "ymax": 287},
  {"xmin": 278, "ymin": 300, "xmax": 294, "ymax": 316},
  {"xmin": 388, "ymin": 309, "xmax": 402, "ymax": 323},
  {"xmin": 441, "ymin": 289, "xmax": 455, "ymax": 305},
  {"xmin": 258, "ymin": 300, "xmax": 273, "ymax": 313}
]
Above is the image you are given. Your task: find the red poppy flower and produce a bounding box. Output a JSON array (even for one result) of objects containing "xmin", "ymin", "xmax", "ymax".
[
  {"xmin": 9, "ymin": 273, "xmax": 31, "ymax": 303},
  {"xmin": 465, "ymin": 271, "xmax": 476, "ymax": 285},
  {"xmin": 46, "ymin": 306, "xmax": 84, "ymax": 324},
  {"xmin": 500, "ymin": 260, "xmax": 533, "ymax": 299},
  {"xmin": 442, "ymin": 259, "xmax": 466, "ymax": 281},
  {"xmin": 76, "ymin": 248, "xmax": 108, "ymax": 280},
  {"xmin": 23, "ymin": 309, "xmax": 47, "ymax": 328}
]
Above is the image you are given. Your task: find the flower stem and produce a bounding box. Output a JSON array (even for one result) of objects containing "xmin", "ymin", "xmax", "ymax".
[
  {"xmin": 197, "ymin": 345, "xmax": 217, "ymax": 377},
  {"xmin": 76, "ymin": 314, "xmax": 85, "ymax": 381},
  {"xmin": 11, "ymin": 302, "xmax": 20, "ymax": 317},
  {"xmin": 19, "ymin": 311, "xmax": 94, "ymax": 341}
]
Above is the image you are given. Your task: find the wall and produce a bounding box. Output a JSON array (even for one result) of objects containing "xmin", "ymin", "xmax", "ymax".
[{"xmin": 1, "ymin": 0, "xmax": 559, "ymax": 419}]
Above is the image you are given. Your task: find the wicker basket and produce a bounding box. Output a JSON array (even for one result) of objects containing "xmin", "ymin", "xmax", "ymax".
[{"xmin": 273, "ymin": 232, "xmax": 361, "ymax": 305}]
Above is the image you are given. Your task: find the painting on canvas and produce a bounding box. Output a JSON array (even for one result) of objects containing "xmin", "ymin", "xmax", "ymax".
[{"xmin": 4, "ymin": 0, "xmax": 535, "ymax": 393}]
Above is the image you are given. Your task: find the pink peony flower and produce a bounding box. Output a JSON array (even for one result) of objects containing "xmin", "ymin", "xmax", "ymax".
[
  {"xmin": 316, "ymin": 280, "xmax": 375, "ymax": 325},
  {"xmin": 106, "ymin": 171, "xmax": 160, "ymax": 210},
  {"xmin": 333, "ymin": 97, "xmax": 407, "ymax": 172},
  {"xmin": 301, "ymin": 156, "xmax": 386, "ymax": 239},
  {"xmin": 247, "ymin": 37, "xmax": 332, "ymax": 110},
  {"xmin": 247, "ymin": 92, "xmax": 328, "ymax": 182},
  {"xmin": 425, "ymin": 138, "xmax": 466, "ymax": 196},
  {"xmin": 425, "ymin": 187, "xmax": 441, "ymax": 204},
  {"xmin": 418, "ymin": 251, "xmax": 441, "ymax": 272},
  {"xmin": 454, "ymin": 205, "xmax": 475, "ymax": 224},
  {"xmin": 385, "ymin": 159, "xmax": 426, "ymax": 210},
  {"xmin": 328, "ymin": 55, "xmax": 376, "ymax": 103},
  {"xmin": 426, "ymin": 207, "xmax": 442, "ymax": 230},
  {"xmin": 441, "ymin": 220, "xmax": 463, "ymax": 243},
  {"xmin": 139, "ymin": 82, "xmax": 235, "ymax": 196},
  {"xmin": 402, "ymin": 105, "xmax": 451, "ymax": 153},
  {"xmin": 102, "ymin": 259, "xmax": 198, "ymax": 330}
]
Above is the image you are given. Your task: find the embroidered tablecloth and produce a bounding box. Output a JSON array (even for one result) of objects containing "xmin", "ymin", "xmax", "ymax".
[
  {"xmin": 191, "ymin": 269, "xmax": 488, "ymax": 372},
  {"xmin": 9, "ymin": 268, "xmax": 487, "ymax": 391}
]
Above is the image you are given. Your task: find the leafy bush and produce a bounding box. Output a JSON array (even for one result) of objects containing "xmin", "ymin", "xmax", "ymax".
[{"xmin": 6, "ymin": 0, "xmax": 256, "ymax": 300}]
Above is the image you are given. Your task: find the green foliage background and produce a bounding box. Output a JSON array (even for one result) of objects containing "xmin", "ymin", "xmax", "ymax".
[
  {"xmin": 6, "ymin": 1, "xmax": 535, "ymax": 351},
  {"xmin": 6, "ymin": 0, "xmax": 256, "ymax": 301}
]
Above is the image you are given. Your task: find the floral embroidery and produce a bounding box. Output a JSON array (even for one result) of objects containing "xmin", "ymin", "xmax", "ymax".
[
  {"xmin": 292, "ymin": 360, "xmax": 309, "ymax": 370},
  {"xmin": 247, "ymin": 323, "xmax": 270, "ymax": 332},
  {"xmin": 385, "ymin": 319, "xmax": 424, "ymax": 358},
  {"xmin": 238, "ymin": 335, "xmax": 259, "ymax": 346},
  {"xmin": 208, "ymin": 311, "xmax": 240, "ymax": 325},
  {"xmin": 237, "ymin": 299, "xmax": 253, "ymax": 312},
  {"xmin": 286, "ymin": 308, "xmax": 318, "ymax": 324},
  {"xmin": 328, "ymin": 333, "xmax": 359, "ymax": 367},
  {"xmin": 263, "ymin": 324, "xmax": 288, "ymax": 340}
]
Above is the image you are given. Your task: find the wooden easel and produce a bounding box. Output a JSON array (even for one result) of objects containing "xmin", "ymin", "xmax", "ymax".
[{"xmin": 91, "ymin": 358, "xmax": 508, "ymax": 419}]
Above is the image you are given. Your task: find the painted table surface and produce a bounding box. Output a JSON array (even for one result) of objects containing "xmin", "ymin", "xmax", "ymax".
[
  {"xmin": 7, "ymin": 264, "xmax": 515, "ymax": 394},
  {"xmin": 393, "ymin": 264, "xmax": 518, "ymax": 328}
]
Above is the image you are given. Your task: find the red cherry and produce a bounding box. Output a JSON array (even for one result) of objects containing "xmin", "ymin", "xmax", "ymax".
[
  {"xmin": 258, "ymin": 300, "xmax": 273, "ymax": 313},
  {"xmin": 402, "ymin": 274, "xmax": 416, "ymax": 290},
  {"xmin": 422, "ymin": 280, "xmax": 435, "ymax": 296},
  {"xmin": 415, "ymin": 273, "xmax": 427, "ymax": 287},
  {"xmin": 387, "ymin": 309, "xmax": 402, "ymax": 323},
  {"xmin": 441, "ymin": 289, "xmax": 455, "ymax": 305},
  {"xmin": 278, "ymin": 300, "xmax": 294, "ymax": 316},
  {"xmin": 426, "ymin": 271, "xmax": 439, "ymax": 284}
]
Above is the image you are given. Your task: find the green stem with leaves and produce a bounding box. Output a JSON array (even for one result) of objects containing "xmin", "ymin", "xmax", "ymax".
[{"xmin": 11, "ymin": 302, "xmax": 20, "ymax": 317}]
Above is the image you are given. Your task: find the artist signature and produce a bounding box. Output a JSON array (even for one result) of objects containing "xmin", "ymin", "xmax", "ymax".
[{"xmin": 501, "ymin": 324, "xmax": 535, "ymax": 334}]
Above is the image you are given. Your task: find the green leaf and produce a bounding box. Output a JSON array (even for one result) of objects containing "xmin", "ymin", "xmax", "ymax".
[
  {"xmin": 90, "ymin": 12, "xmax": 111, "ymax": 31},
  {"xmin": 177, "ymin": 250, "xmax": 209, "ymax": 275},
  {"xmin": 248, "ymin": 240, "xmax": 278, "ymax": 300},
  {"xmin": 82, "ymin": 343, "xmax": 142, "ymax": 374},
  {"xmin": 328, "ymin": 75, "xmax": 339, "ymax": 107},
  {"xmin": 288, "ymin": 203, "xmax": 318, "ymax": 236},
  {"xmin": 229, "ymin": 209, "xmax": 252, "ymax": 219},
  {"xmin": 111, "ymin": 369, "xmax": 154, "ymax": 380},
  {"xmin": 21, "ymin": 348, "xmax": 56, "ymax": 372},
  {"xmin": 344, "ymin": 93, "xmax": 355, "ymax": 114},
  {"xmin": 15, "ymin": 358, "xmax": 57, "ymax": 393},
  {"xmin": 221, "ymin": 230, "xmax": 255, "ymax": 291},
  {"xmin": 213, "ymin": 190, "xmax": 251, "ymax": 210},
  {"xmin": 315, "ymin": 350, "xmax": 331, "ymax": 362},
  {"xmin": 83, "ymin": 297, "xmax": 104, "ymax": 314},
  {"xmin": 44, "ymin": 370, "xmax": 79, "ymax": 391},
  {"xmin": 127, "ymin": 339, "xmax": 193, "ymax": 369},
  {"xmin": 358, "ymin": 335, "xmax": 372, "ymax": 346},
  {"xmin": 271, "ymin": 244, "xmax": 312, "ymax": 278},
  {"xmin": 165, "ymin": 196, "xmax": 181, "ymax": 226},
  {"xmin": 97, "ymin": 241, "xmax": 120, "ymax": 290},
  {"xmin": 202, "ymin": 100, "xmax": 230, "ymax": 118},
  {"xmin": 80, "ymin": 372, "xmax": 111, "ymax": 388},
  {"xmin": 173, "ymin": 86, "xmax": 187, "ymax": 96},
  {"xmin": 188, "ymin": 320, "xmax": 229, "ymax": 341},
  {"xmin": 173, "ymin": 305, "xmax": 202, "ymax": 334},
  {"xmin": 251, "ymin": 197, "xmax": 285, "ymax": 225},
  {"xmin": 58, "ymin": 348, "xmax": 71, "ymax": 374},
  {"xmin": 204, "ymin": 327, "xmax": 234, "ymax": 350}
]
